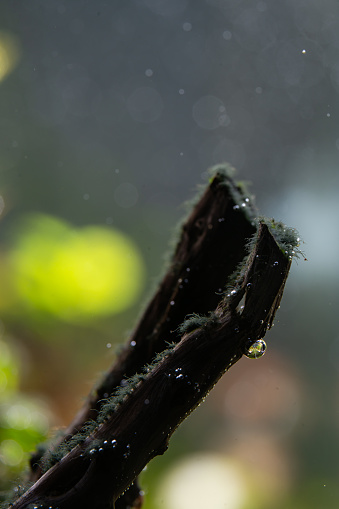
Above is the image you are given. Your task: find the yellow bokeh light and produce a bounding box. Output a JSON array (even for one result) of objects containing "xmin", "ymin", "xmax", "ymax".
[
  {"xmin": 0, "ymin": 439, "xmax": 23, "ymax": 467},
  {"xmin": 156, "ymin": 454, "xmax": 248, "ymax": 509},
  {"xmin": 9, "ymin": 214, "xmax": 145, "ymax": 321},
  {"xmin": 0, "ymin": 31, "xmax": 21, "ymax": 83}
]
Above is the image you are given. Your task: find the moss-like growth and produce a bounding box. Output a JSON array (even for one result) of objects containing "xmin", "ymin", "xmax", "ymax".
[
  {"xmin": 177, "ymin": 312, "xmax": 219, "ymax": 335},
  {"xmin": 265, "ymin": 218, "xmax": 302, "ymax": 259}
]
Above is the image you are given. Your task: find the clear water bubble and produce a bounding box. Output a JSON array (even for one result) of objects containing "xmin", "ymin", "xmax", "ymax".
[{"xmin": 244, "ymin": 339, "xmax": 266, "ymax": 359}]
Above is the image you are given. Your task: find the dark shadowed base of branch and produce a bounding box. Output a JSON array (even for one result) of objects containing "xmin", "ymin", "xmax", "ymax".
[{"xmin": 7, "ymin": 164, "xmax": 300, "ymax": 509}]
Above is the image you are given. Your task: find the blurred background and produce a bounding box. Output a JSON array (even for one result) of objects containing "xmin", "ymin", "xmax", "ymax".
[{"xmin": 0, "ymin": 0, "xmax": 338, "ymax": 507}]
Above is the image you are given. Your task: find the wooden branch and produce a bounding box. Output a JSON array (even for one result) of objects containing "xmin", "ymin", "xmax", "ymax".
[
  {"xmin": 10, "ymin": 217, "xmax": 295, "ymax": 509},
  {"xmin": 9, "ymin": 165, "xmax": 299, "ymax": 509},
  {"xmin": 29, "ymin": 165, "xmax": 257, "ymax": 487}
]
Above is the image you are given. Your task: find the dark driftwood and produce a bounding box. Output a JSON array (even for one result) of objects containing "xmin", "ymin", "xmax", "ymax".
[
  {"xmin": 29, "ymin": 168, "xmax": 256, "ymax": 483},
  {"xmin": 11, "ymin": 167, "xmax": 295, "ymax": 509}
]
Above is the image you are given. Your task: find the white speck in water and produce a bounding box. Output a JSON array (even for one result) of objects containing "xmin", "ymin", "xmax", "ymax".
[
  {"xmin": 170, "ymin": 300, "xmax": 175, "ymax": 306},
  {"xmin": 327, "ymin": 112, "xmax": 331, "ymax": 117},
  {"xmin": 130, "ymin": 340, "xmax": 136, "ymax": 347},
  {"xmin": 106, "ymin": 343, "xmax": 112, "ymax": 349},
  {"xmin": 180, "ymin": 152, "xmax": 184, "ymax": 156},
  {"xmin": 144, "ymin": 399, "xmax": 150, "ymax": 405},
  {"xmin": 222, "ymin": 30, "xmax": 232, "ymax": 40},
  {"xmin": 302, "ymin": 49, "xmax": 306, "ymax": 54},
  {"xmin": 183, "ymin": 22, "xmax": 192, "ymax": 31},
  {"xmin": 83, "ymin": 193, "xmax": 89, "ymax": 200},
  {"xmin": 145, "ymin": 68, "xmax": 153, "ymax": 77},
  {"xmin": 115, "ymin": 168, "xmax": 120, "ymax": 173},
  {"xmin": 179, "ymin": 88, "xmax": 185, "ymax": 95}
]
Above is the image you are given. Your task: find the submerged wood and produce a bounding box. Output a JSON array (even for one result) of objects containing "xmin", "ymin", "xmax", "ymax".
[{"xmin": 12, "ymin": 166, "xmax": 295, "ymax": 509}]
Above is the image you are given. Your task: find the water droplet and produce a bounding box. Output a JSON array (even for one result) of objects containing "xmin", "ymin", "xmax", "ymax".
[
  {"xmin": 130, "ymin": 340, "xmax": 136, "ymax": 347},
  {"xmin": 244, "ymin": 339, "xmax": 266, "ymax": 359},
  {"xmin": 302, "ymin": 49, "xmax": 306, "ymax": 54},
  {"xmin": 233, "ymin": 204, "xmax": 240, "ymax": 210},
  {"xmin": 144, "ymin": 399, "xmax": 150, "ymax": 405},
  {"xmin": 176, "ymin": 374, "xmax": 184, "ymax": 379},
  {"xmin": 111, "ymin": 439, "xmax": 117, "ymax": 446},
  {"xmin": 103, "ymin": 440, "xmax": 108, "ymax": 445},
  {"xmin": 186, "ymin": 267, "xmax": 191, "ymax": 272},
  {"xmin": 230, "ymin": 289, "xmax": 237, "ymax": 295},
  {"xmin": 89, "ymin": 448, "xmax": 96, "ymax": 455},
  {"xmin": 273, "ymin": 261, "xmax": 279, "ymax": 267},
  {"xmin": 246, "ymin": 283, "xmax": 252, "ymax": 289},
  {"xmin": 170, "ymin": 300, "xmax": 175, "ymax": 306},
  {"xmin": 106, "ymin": 343, "xmax": 112, "ymax": 349}
]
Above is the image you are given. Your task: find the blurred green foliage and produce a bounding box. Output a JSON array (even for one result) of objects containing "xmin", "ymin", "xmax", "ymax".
[
  {"xmin": 2, "ymin": 214, "xmax": 145, "ymax": 323},
  {"xmin": 0, "ymin": 337, "xmax": 48, "ymax": 497}
]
